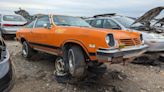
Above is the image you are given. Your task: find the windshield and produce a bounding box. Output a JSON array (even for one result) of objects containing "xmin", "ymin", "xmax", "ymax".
[
  {"xmin": 53, "ymin": 15, "xmax": 91, "ymax": 27},
  {"xmin": 3, "ymin": 15, "xmax": 26, "ymax": 22},
  {"xmin": 114, "ymin": 17, "xmax": 143, "ymax": 28}
]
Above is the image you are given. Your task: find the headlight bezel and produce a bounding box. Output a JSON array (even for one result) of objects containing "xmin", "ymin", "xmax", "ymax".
[{"xmin": 105, "ymin": 34, "xmax": 115, "ymax": 47}]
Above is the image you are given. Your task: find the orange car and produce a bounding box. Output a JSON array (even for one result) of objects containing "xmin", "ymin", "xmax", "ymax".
[{"xmin": 16, "ymin": 14, "xmax": 148, "ymax": 78}]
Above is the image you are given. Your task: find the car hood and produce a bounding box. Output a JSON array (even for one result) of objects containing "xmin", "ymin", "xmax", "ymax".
[
  {"xmin": 133, "ymin": 7, "xmax": 164, "ymax": 24},
  {"xmin": 155, "ymin": 17, "xmax": 164, "ymax": 25},
  {"xmin": 62, "ymin": 26, "xmax": 140, "ymax": 40}
]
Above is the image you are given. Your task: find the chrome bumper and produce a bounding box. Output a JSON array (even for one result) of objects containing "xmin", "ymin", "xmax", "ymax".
[{"xmin": 96, "ymin": 45, "xmax": 148, "ymax": 63}]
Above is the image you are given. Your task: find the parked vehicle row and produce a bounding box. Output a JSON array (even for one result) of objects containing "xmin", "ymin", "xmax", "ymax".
[{"xmin": 0, "ymin": 7, "xmax": 163, "ymax": 91}]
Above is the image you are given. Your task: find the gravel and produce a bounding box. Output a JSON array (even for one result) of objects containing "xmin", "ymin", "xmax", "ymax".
[{"xmin": 5, "ymin": 40, "xmax": 164, "ymax": 92}]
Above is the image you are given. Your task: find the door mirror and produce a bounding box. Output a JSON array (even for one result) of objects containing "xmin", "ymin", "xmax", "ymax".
[{"xmin": 43, "ymin": 23, "xmax": 51, "ymax": 29}]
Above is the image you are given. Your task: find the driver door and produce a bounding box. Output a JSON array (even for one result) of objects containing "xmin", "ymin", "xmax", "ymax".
[{"xmin": 31, "ymin": 15, "xmax": 53, "ymax": 48}]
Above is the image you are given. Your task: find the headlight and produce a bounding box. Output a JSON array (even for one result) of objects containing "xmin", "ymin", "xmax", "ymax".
[
  {"xmin": 140, "ymin": 34, "xmax": 143, "ymax": 41},
  {"xmin": 106, "ymin": 34, "xmax": 115, "ymax": 47},
  {"xmin": 149, "ymin": 33, "xmax": 164, "ymax": 39}
]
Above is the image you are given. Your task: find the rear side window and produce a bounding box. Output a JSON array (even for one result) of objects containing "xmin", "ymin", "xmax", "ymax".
[
  {"xmin": 26, "ymin": 21, "xmax": 35, "ymax": 28},
  {"xmin": 103, "ymin": 19, "xmax": 121, "ymax": 29},
  {"xmin": 35, "ymin": 16, "xmax": 50, "ymax": 28},
  {"xmin": 3, "ymin": 15, "xmax": 26, "ymax": 22},
  {"xmin": 91, "ymin": 19, "xmax": 103, "ymax": 28}
]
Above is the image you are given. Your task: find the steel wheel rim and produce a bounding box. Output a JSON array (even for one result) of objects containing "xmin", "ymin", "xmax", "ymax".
[
  {"xmin": 68, "ymin": 49, "xmax": 75, "ymax": 75},
  {"xmin": 55, "ymin": 58, "xmax": 66, "ymax": 76}
]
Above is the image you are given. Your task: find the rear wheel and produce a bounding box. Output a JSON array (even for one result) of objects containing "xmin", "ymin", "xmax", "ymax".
[{"xmin": 22, "ymin": 41, "xmax": 36, "ymax": 58}]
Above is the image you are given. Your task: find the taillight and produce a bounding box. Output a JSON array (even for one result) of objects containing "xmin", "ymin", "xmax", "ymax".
[{"xmin": 3, "ymin": 24, "xmax": 14, "ymax": 26}]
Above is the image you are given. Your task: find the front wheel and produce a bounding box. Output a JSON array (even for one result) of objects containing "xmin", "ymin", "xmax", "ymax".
[{"xmin": 67, "ymin": 46, "xmax": 87, "ymax": 78}]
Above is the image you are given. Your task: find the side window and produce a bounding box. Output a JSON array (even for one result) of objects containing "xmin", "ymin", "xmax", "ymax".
[
  {"xmin": 35, "ymin": 16, "xmax": 50, "ymax": 28},
  {"xmin": 86, "ymin": 20, "xmax": 92, "ymax": 24},
  {"xmin": 91, "ymin": 19, "xmax": 103, "ymax": 28},
  {"xmin": 26, "ymin": 21, "xmax": 35, "ymax": 28},
  {"xmin": 103, "ymin": 19, "xmax": 121, "ymax": 29}
]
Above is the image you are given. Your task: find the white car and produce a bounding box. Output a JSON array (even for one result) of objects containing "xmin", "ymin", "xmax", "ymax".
[
  {"xmin": 0, "ymin": 13, "xmax": 27, "ymax": 37},
  {"xmin": 86, "ymin": 13, "xmax": 164, "ymax": 52}
]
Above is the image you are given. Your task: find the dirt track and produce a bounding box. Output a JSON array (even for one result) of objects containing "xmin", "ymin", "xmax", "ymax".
[{"xmin": 6, "ymin": 40, "xmax": 164, "ymax": 92}]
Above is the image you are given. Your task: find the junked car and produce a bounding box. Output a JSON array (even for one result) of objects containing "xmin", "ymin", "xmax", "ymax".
[
  {"xmin": 16, "ymin": 14, "xmax": 148, "ymax": 78},
  {"xmin": 0, "ymin": 13, "xmax": 27, "ymax": 38},
  {"xmin": 86, "ymin": 7, "xmax": 164, "ymax": 52},
  {"xmin": 0, "ymin": 35, "xmax": 14, "ymax": 92}
]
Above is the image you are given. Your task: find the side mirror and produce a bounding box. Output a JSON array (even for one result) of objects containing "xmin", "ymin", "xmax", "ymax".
[{"xmin": 43, "ymin": 23, "xmax": 51, "ymax": 29}]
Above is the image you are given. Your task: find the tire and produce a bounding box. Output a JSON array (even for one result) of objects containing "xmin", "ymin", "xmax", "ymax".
[
  {"xmin": 22, "ymin": 41, "xmax": 36, "ymax": 58},
  {"xmin": 67, "ymin": 46, "xmax": 87, "ymax": 78}
]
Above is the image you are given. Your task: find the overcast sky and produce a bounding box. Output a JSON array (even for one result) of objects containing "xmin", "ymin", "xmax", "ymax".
[{"xmin": 0, "ymin": 0, "xmax": 164, "ymax": 17}]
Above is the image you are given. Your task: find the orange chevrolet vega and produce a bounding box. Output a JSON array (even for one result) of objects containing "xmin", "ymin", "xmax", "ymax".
[{"xmin": 16, "ymin": 15, "xmax": 148, "ymax": 78}]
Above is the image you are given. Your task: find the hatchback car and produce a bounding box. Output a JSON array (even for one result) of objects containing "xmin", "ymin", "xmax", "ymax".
[
  {"xmin": 16, "ymin": 14, "xmax": 147, "ymax": 78},
  {"xmin": 0, "ymin": 13, "xmax": 27, "ymax": 37},
  {"xmin": 86, "ymin": 13, "xmax": 164, "ymax": 52}
]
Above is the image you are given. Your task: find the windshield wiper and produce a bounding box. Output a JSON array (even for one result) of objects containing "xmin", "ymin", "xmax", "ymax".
[{"xmin": 78, "ymin": 26, "xmax": 90, "ymax": 27}]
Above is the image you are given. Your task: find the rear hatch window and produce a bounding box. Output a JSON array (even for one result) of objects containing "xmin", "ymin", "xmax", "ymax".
[{"xmin": 3, "ymin": 15, "xmax": 26, "ymax": 22}]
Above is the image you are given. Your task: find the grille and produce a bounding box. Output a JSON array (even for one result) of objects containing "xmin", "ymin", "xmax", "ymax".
[
  {"xmin": 119, "ymin": 38, "xmax": 141, "ymax": 46},
  {"xmin": 120, "ymin": 39, "xmax": 134, "ymax": 46},
  {"xmin": 133, "ymin": 38, "xmax": 141, "ymax": 45}
]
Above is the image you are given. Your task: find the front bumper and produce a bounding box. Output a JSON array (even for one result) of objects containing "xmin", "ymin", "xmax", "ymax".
[{"xmin": 96, "ymin": 45, "xmax": 148, "ymax": 63}]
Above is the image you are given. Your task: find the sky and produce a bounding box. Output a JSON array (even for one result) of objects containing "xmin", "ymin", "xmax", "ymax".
[{"xmin": 0, "ymin": 0, "xmax": 164, "ymax": 17}]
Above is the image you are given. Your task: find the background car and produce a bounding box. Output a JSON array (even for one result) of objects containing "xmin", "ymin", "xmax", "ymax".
[
  {"xmin": 0, "ymin": 13, "xmax": 27, "ymax": 38},
  {"xmin": 0, "ymin": 34, "xmax": 14, "ymax": 92},
  {"xmin": 86, "ymin": 13, "xmax": 164, "ymax": 52}
]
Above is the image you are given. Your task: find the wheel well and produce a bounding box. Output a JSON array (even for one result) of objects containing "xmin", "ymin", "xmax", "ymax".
[
  {"xmin": 20, "ymin": 38, "xmax": 26, "ymax": 43},
  {"xmin": 63, "ymin": 42, "xmax": 90, "ymax": 60}
]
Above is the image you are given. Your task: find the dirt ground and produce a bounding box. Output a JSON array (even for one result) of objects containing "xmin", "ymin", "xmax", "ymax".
[{"xmin": 5, "ymin": 40, "xmax": 164, "ymax": 92}]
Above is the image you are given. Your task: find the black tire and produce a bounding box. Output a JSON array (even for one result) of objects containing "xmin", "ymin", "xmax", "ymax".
[
  {"xmin": 67, "ymin": 46, "xmax": 87, "ymax": 78},
  {"xmin": 22, "ymin": 41, "xmax": 36, "ymax": 58}
]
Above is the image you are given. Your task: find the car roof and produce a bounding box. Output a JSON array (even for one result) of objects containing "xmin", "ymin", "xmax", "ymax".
[{"xmin": 85, "ymin": 15, "xmax": 130, "ymax": 20}]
